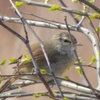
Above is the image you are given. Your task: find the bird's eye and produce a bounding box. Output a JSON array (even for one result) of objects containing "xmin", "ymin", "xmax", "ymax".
[{"xmin": 64, "ymin": 39, "xmax": 71, "ymax": 43}]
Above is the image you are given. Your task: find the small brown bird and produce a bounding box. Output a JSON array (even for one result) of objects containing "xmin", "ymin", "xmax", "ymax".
[{"xmin": 0, "ymin": 32, "xmax": 79, "ymax": 93}]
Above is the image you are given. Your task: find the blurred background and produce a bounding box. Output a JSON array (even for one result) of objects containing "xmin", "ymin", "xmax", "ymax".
[{"xmin": 0, "ymin": 0, "xmax": 99, "ymax": 100}]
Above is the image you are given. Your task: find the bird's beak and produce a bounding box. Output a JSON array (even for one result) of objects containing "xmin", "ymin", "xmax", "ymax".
[{"xmin": 75, "ymin": 42, "xmax": 83, "ymax": 46}]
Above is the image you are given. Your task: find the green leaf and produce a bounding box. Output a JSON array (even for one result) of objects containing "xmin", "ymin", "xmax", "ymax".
[
  {"xmin": 78, "ymin": 57, "xmax": 83, "ymax": 63},
  {"xmin": 0, "ymin": 76, "xmax": 4, "ymax": 81},
  {"xmin": 42, "ymin": 92, "xmax": 47, "ymax": 96},
  {"xmin": 76, "ymin": 7, "xmax": 87, "ymax": 19},
  {"xmin": 81, "ymin": 8, "xmax": 87, "ymax": 13},
  {"xmin": 96, "ymin": 27, "xmax": 100, "ymax": 33},
  {"xmin": 0, "ymin": 72, "xmax": 4, "ymax": 81},
  {"xmin": 76, "ymin": 66, "xmax": 83, "ymax": 76},
  {"xmin": 45, "ymin": 0, "xmax": 50, "ymax": 4},
  {"xmin": 0, "ymin": 59, "xmax": 6, "ymax": 66},
  {"xmin": 52, "ymin": 90, "xmax": 57, "ymax": 94},
  {"xmin": 50, "ymin": 98, "xmax": 55, "ymax": 100},
  {"xmin": 72, "ymin": 0, "xmax": 78, "ymax": 3},
  {"xmin": 90, "ymin": 0, "xmax": 95, "ymax": 3},
  {"xmin": 89, "ymin": 13, "xmax": 100, "ymax": 18},
  {"xmin": 40, "ymin": 69, "xmax": 47, "ymax": 74},
  {"xmin": 34, "ymin": 94, "xmax": 41, "ymax": 98},
  {"xmin": 0, "ymin": 83, "xmax": 3, "ymax": 88},
  {"xmin": 14, "ymin": 1, "xmax": 24, "ymax": 8},
  {"xmin": 75, "ymin": 57, "xmax": 83, "ymax": 64},
  {"xmin": 75, "ymin": 14, "xmax": 82, "ymax": 18},
  {"xmin": 64, "ymin": 76, "xmax": 69, "ymax": 80},
  {"xmin": 63, "ymin": 97, "xmax": 69, "ymax": 100},
  {"xmin": 67, "ymin": 67, "xmax": 71, "ymax": 71},
  {"xmin": 21, "ymin": 56, "xmax": 31, "ymax": 63},
  {"xmin": 89, "ymin": 55, "xmax": 96, "ymax": 65},
  {"xmin": 88, "ymin": 20, "xmax": 91, "ymax": 24},
  {"xmin": 49, "ymin": 4, "xmax": 62, "ymax": 11},
  {"xmin": 9, "ymin": 58, "xmax": 17, "ymax": 63}
]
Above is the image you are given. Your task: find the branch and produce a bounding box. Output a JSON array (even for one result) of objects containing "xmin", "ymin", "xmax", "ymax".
[
  {"xmin": 0, "ymin": 73, "xmax": 100, "ymax": 94},
  {"xmin": 78, "ymin": 0, "xmax": 100, "ymax": 13},
  {"xmin": 0, "ymin": 15, "xmax": 100, "ymax": 86},
  {"xmin": 20, "ymin": 0, "xmax": 98, "ymax": 18},
  {"xmin": 9, "ymin": 0, "xmax": 64, "ymax": 98},
  {"xmin": 0, "ymin": 90, "xmax": 98, "ymax": 100},
  {"xmin": 58, "ymin": 0, "xmax": 83, "ymax": 27},
  {"xmin": 0, "ymin": 20, "xmax": 55, "ymax": 98}
]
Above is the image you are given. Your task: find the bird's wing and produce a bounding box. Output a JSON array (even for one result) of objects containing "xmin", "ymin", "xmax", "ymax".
[{"xmin": 21, "ymin": 43, "xmax": 58, "ymax": 67}]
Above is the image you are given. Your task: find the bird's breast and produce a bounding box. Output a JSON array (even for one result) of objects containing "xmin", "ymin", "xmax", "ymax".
[{"xmin": 44, "ymin": 49, "xmax": 76, "ymax": 76}]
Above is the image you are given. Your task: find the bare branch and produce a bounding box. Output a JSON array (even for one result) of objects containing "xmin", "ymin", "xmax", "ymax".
[
  {"xmin": 78, "ymin": 0, "xmax": 100, "ymax": 13},
  {"xmin": 0, "ymin": 91, "xmax": 97, "ymax": 100},
  {"xmin": 20, "ymin": 0, "xmax": 98, "ymax": 18},
  {"xmin": 9, "ymin": 0, "xmax": 64, "ymax": 98}
]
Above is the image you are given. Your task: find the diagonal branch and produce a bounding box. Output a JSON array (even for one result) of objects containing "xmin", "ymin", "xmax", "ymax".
[
  {"xmin": 78, "ymin": 0, "xmax": 100, "ymax": 13},
  {"xmin": 0, "ymin": 20, "xmax": 55, "ymax": 98},
  {"xmin": 9, "ymin": 0, "xmax": 64, "ymax": 98},
  {"xmin": 58, "ymin": 0, "xmax": 83, "ymax": 27},
  {"xmin": 20, "ymin": 0, "xmax": 98, "ymax": 18}
]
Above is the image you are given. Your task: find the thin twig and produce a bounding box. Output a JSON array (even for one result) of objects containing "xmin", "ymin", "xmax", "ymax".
[
  {"xmin": 58, "ymin": 0, "xmax": 83, "ymax": 27},
  {"xmin": 0, "ymin": 91, "xmax": 98, "ymax": 100},
  {"xmin": 0, "ymin": 19, "xmax": 55, "ymax": 98},
  {"xmin": 20, "ymin": 0, "xmax": 98, "ymax": 19},
  {"xmin": 78, "ymin": 0, "xmax": 100, "ymax": 14},
  {"xmin": 74, "ymin": 64, "xmax": 96, "ymax": 69},
  {"xmin": 64, "ymin": 17, "xmax": 98, "ymax": 99},
  {"xmin": 9, "ymin": 0, "xmax": 65, "ymax": 98}
]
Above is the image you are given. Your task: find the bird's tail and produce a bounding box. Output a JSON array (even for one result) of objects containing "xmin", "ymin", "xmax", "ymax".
[{"xmin": 0, "ymin": 76, "xmax": 19, "ymax": 93}]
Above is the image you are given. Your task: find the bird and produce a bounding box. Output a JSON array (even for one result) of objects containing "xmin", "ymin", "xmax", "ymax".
[{"xmin": 0, "ymin": 32, "xmax": 80, "ymax": 93}]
